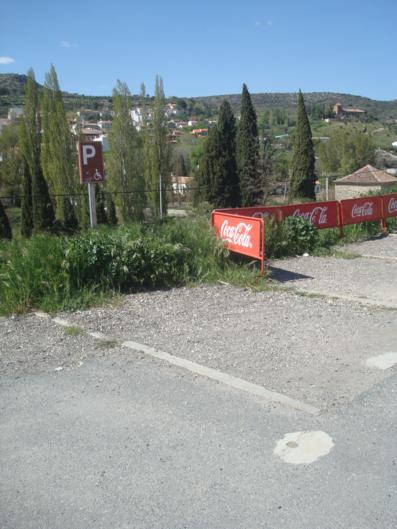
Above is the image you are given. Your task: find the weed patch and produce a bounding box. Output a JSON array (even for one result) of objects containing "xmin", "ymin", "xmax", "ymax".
[{"xmin": 64, "ymin": 325, "xmax": 85, "ymax": 336}]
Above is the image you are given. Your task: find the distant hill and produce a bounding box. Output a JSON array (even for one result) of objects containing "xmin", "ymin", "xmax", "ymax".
[
  {"xmin": 0, "ymin": 73, "xmax": 113, "ymax": 116},
  {"xmin": 0, "ymin": 73, "xmax": 41, "ymax": 96},
  {"xmin": 1, "ymin": 73, "xmax": 397, "ymax": 121},
  {"xmin": 193, "ymin": 92, "xmax": 397, "ymax": 120}
]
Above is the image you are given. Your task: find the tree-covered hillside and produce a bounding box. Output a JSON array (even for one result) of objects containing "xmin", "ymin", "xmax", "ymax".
[
  {"xmin": 193, "ymin": 92, "xmax": 397, "ymax": 121},
  {"xmin": 1, "ymin": 72, "xmax": 397, "ymax": 121}
]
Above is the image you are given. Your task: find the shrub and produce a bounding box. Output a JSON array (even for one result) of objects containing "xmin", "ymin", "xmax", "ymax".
[
  {"xmin": 266, "ymin": 216, "xmax": 318, "ymax": 258},
  {"xmin": 0, "ymin": 218, "xmax": 229, "ymax": 315}
]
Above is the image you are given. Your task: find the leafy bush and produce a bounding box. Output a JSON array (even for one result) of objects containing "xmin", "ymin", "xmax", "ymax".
[
  {"xmin": 266, "ymin": 216, "xmax": 318, "ymax": 258},
  {"xmin": 0, "ymin": 218, "xmax": 230, "ymax": 315}
]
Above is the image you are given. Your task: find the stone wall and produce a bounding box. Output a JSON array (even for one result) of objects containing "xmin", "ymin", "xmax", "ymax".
[{"xmin": 335, "ymin": 185, "xmax": 382, "ymax": 201}]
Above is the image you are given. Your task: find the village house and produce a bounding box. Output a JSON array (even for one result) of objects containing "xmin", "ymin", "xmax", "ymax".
[
  {"xmin": 98, "ymin": 119, "xmax": 112, "ymax": 131},
  {"xmin": 334, "ymin": 164, "xmax": 397, "ymax": 200},
  {"xmin": 333, "ymin": 102, "xmax": 366, "ymax": 119},
  {"xmin": 7, "ymin": 107, "xmax": 23, "ymax": 122},
  {"xmin": 171, "ymin": 175, "xmax": 194, "ymax": 195},
  {"xmin": 190, "ymin": 128, "xmax": 208, "ymax": 138}
]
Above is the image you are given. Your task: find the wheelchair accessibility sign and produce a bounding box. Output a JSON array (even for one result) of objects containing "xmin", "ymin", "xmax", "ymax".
[{"xmin": 77, "ymin": 142, "xmax": 105, "ymax": 184}]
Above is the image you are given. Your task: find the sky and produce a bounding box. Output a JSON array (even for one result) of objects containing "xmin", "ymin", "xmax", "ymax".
[{"xmin": 1, "ymin": 0, "xmax": 396, "ymax": 100}]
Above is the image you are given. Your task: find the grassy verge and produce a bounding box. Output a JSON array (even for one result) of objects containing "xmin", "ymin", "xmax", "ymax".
[
  {"xmin": 1, "ymin": 214, "xmax": 395, "ymax": 316},
  {"xmin": 0, "ymin": 217, "xmax": 262, "ymax": 315}
]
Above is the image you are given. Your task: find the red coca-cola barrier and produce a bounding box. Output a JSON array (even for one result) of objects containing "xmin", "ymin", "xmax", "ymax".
[
  {"xmin": 215, "ymin": 206, "xmax": 282, "ymax": 220},
  {"xmin": 340, "ymin": 196, "xmax": 383, "ymax": 225},
  {"xmin": 277, "ymin": 201, "xmax": 340, "ymax": 229},
  {"xmin": 215, "ymin": 201, "xmax": 340, "ymax": 229},
  {"xmin": 382, "ymin": 193, "xmax": 397, "ymax": 218},
  {"xmin": 211, "ymin": 211, "xmax": 265, "ymax": 275}
]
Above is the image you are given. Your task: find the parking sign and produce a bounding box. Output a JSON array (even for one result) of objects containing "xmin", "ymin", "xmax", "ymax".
[{"xmin": 77, "ymin": 142, "xmax": 105, "ymax": 184}]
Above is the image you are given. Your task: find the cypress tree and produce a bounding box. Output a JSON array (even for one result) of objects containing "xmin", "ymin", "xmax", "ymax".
[
  {"xmin": 0, "ymin": 199, "xmax": 12, "ymax": 240},
  {"xmin": 289, "ymin": 91, "xmax": 316, "ymax": 200},
  {"xmin": 20, "ymin": 159, "xmax": 33, "ymax": 237},
  {"xmin": 237, "ymin": 84, "xmax": 262, "ymax": 206},
  {"xmin": 19, "ymin": 69, "xmax": 54, "ymax": 232},
  {"xmin": 212, "ymin": 101, "xmax": 240, "ymax": 208},
  {"xmin": 198, "ymin": 127, "xmax": 218, "ymax": 205}
]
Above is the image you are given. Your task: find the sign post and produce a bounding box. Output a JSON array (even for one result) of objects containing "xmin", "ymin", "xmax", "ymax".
[
  {"xmin": 87, "ymin": 183, "xmax": 97, "ymax": 227},
  {"xmin": 77, "ymin": 142, "xmax": 105, "ymax": 228}
]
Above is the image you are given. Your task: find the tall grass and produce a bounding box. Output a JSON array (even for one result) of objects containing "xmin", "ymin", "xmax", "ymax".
[
  {"xmin": 0, "ymin": 217, "xmax": 239, "ymax": 315},
  {"xmin": 0, "ymin": 213, "xmax": 393, "ymax": 316}
]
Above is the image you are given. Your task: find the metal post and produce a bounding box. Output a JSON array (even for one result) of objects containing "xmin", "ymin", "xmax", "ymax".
[
  {"xmin": 325, "ymin": 177, "xmax": 329, "ymax": 201},
  {"xmin": 88, "ymin": 182, "xmax": 97, "ymax": 228}
]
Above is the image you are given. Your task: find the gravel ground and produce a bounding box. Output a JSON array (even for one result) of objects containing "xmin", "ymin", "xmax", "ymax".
[
  {"xmin": 343, "ymin": 233, "xmax": 397, "ymax": 259},
  {"xmin": 1, "ymin": 236, "xmax": 396, "ymax": 411},
  {"xmin": 0, "ymin": 315, "xmax": 120, "ymax": 376},
  {"xmin": 268, "ymin": 235, "xmax": 397, "ymax": 307},
  {"xmin": 61, "ymin": 285, "xmax": 396, "ymax": 410}
]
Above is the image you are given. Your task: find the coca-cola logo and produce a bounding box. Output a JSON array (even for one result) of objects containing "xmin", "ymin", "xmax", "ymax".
[
  {"xmin": 252, "ymin": 211, "xmax": 272, "ymax": 219},
  {"xmin": 220, "ymin": 220, "xmax": 253, "ymax": 248},
  {"xmin": 351, "ymin": 202, "xmax": 374, "ymax": 218},
  {"xmin": 292, "ymin": 206, "xmax": 328, "ymax": 225},
  {"xmin": 387, "ymin": 198, "xmax": 397, "ymax": 214}
]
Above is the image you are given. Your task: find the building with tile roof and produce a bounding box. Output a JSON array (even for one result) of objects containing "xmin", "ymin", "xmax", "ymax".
[{"xmin": 334, "ymin": 164, "xmax": 397, "ymax": 200}]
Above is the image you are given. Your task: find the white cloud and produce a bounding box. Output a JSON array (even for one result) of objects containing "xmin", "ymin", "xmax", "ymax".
[
  {"xmin": 0, "ymin": 56, "xmax": 15, "ymax": 65},
  {"xmin": 60, "ymin": 40, "xmax": 77, "ymax": 48}
]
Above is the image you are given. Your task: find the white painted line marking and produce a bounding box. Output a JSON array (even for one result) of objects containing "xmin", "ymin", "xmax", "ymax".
[
  {"xmin": 365, "ymin": 352, "xmax": 397, "ymax": 370},
  {"xmin": 274, "ymin": 431, "xmax": 334, "ymax": 464},
  {"xmin": 52, "ymin": 317, "xmax": 71, "ymax": 327},
  {"xmin": 293, "ymin": 288, "xmax": 397, "ymax": 310},
  {"xmin": 39, "ymin": 312, "xmax": 320, "ymax": 415},
  {"xmin": 34, "ymin": 311, "xmax": 50, "ymax": 319},
  {"xmin": 122, "ymin": 340, "xmax": 320, "ymax": 415},
  {"xmin": 361, "ymin": 254, "xmax": 397, "ymax": 262},
  {"xmin": 88, "ymin": 331, "xmax": 111, "ymax": 340}
]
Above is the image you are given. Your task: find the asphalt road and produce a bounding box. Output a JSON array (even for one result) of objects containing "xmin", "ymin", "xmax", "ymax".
[{"xmin": 1, "ymin": 236, "xmax": 397, "ymax": 529}]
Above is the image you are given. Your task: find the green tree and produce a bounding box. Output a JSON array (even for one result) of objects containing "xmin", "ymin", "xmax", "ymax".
[
  {"xmin": 147, "ymin": 76, "xmax": 172, "ymax": 218},
  {"xmin": 260, "ymin": 137, "xmax": 274, "ymax": 199},
  {"xmin": 318, "ymin": 128, "xmax": 375, "ymax": 176},
  {"xmin": 0, "ymin": 199, "xmax": 12, "ymax": 240},
  {"xmin": 41, "ymin": 64, "xmax": 77, "ymax": 227},
  {"xmin": 0, "ymin": 124, "xmax": 23, "ymax": 204},
  {"xmin": 173, "ymin": 153, "xmax": 188, "ymax": 176},
  {"xmin": 62, "ymin": 197, "xmax": 79, "ymax": 234},
  {"xmin": 289, "ymin": 91, "xmax": 316, "ymax": 200},
  {"xmin": 108, "ymin": 80, "xmax": 146, "ymax": 222},
  {"xmin": 197, "ymin": 127, "xmax": 218, "ymax": 204},
  {"xmin": 20, "ymin": 160, "xmax": 33, "ymax": 237},
  {"xmin": 19, "ymin": 68, "xmax": 54, "ymax": 231},
  {"xmin": 199, "ymin": 101, "xmax": 240, "ymax": 208},
  {"xmin": 237, "ymin": 84, "xmax": 262, "ymax": 205}
]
